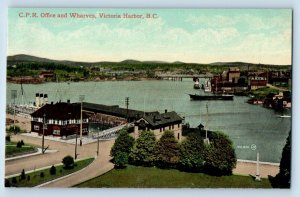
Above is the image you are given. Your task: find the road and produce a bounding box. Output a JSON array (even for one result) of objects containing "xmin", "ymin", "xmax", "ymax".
[{"xmin": 6, "ymin": 134, "xmax": 115, "ymax": 187}]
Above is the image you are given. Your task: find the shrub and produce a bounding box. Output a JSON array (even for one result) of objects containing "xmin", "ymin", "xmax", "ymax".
[
  {"xmin": 5, "ymin": 135, "xmax": 11, "ymax": 142},
  {"xmin": 62, "ymin": 155, "xmax": 74, "ymax": 169},
  {"xmin": 50, "ymin": 165, "xmax": 56, "ymax": 175},
  {"xmin": 40, "ymin": 172, "xmax": 44, "ymax": 178},
  {"xmin": 154, "ymin": 130, "xmax": 180, "ymax": 169},
  {"xmin": 179, "ymin": 133, "xmax": 206, "ymax": 172},
  {"xmin": 129, "ymin": 130, "xmax": 156, "ymax": 166},
  {"xmin": 20, "ymin": 169, "xmax": 26, "ymax": 180},
  {"xmin": 5, "ymin": 179, "xmax": 11, "ymax": 187},
  {"xmin": 27, "ymin": 175, "xmax": 30, "ymax": 181},
  {"xmin": 204, "ymin": 132, "xmax": 236, "ymax": 176},
  {"xmin": 114, "ymin": 151, "xmax": 129, "ymax": 168},
  {"xmin": 20, "ymin": 140, "xmax": 25, "ymax": 146},
  {"xmin": 12, "ymin": 177, "xmax": 17, "ymax": 184},
  {"xmin": 8, "ymin": 125, "xmax": 21, "ymax": 133},
  {"xmin": 16, "ymin": 141, "xmax": 23, "ymax": 148}
]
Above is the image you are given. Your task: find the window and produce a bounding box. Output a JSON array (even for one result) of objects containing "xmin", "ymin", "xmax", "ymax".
[
  {"xmin": 34, "ymin": 125, "xmax": 39, "ymax": 130},
  {"xmin": 53, "ymin": 130, "xmax": 60, "ymax": 135}
]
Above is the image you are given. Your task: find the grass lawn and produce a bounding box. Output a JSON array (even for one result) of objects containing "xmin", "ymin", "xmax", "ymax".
[
  {"xmin": 76, "ymin": 165, "xmax": 272, "ymax": 188},
  {"xmin": 5, "ymin": 141, "xmax": 37, "ymax": 158},
  {"xmin": 7, "ymin": 157, "xmax": 94, "ymax": 187}
]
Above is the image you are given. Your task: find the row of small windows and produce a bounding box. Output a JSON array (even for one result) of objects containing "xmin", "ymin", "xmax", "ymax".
[{"xmin": 31, "ymin": 118, "xmax": 88, "ymax": 125}]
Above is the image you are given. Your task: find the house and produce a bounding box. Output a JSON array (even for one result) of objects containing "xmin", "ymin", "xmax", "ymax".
[
  {"xmin": 31, "ymin": 102, "xmax": 89, "ymax": 137},
  {"xmin": 39, "ymin": 71, "xmax": 54, "ymax": 79},
  {"xmin": 249, "ymin": 76, "xmax": 267, "ymax": 90},
  {"xmin": 134, "ymin": 110, "xmax": 183, "ymax": 141},
  {"xmin": 227, "ymin": 67, "xmax": 240, "ymax": 83}
]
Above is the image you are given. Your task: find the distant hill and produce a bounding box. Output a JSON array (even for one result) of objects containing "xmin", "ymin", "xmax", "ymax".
[{"xmin": 7, "ymin": 54, "xmax": 291, "ymax": 68}]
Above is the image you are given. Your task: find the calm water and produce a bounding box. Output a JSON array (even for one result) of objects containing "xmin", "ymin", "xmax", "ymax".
[{"xmin": 7, "ymin": 79, "xmax": 291, "ymax": 163}]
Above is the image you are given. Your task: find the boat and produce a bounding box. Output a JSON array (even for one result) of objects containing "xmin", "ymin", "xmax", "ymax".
[
  {"xmin": 188, "ymin": 93, "xmax": 234, "ymax": 100},
  {"xmin": 194, "ymin": 80, "xmax": 200, "ymax": 89},
  {"xmin": 204, "ymin": 80, "xmax": 211, "ymax": 92},
  {"xmin": 278, "ymin": 115, "xmax": 291, "ymax": 118}
]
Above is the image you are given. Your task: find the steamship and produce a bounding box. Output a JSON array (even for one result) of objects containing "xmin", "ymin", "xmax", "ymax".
[{"xmin": 7, "ymin": 93, "xmax": 48, "ymax": 118}]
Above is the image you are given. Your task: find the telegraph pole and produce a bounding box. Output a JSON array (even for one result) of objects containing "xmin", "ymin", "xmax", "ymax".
[
  {"xmin": 125, "ymin": 97, "xmax": 129, "ymax": 122},
  {"xmin": 97, "ymin": 127, "xmax": 100, "ymax": 156},
  {"xmin": 11, "ymin": 90, "xmax": 17, "ymax": 133},
  {"xmin": 42, "ymin": 113, "xmax": 46, "ymax": 153},
  {"xmin": 79, "ymin": 95, "xmax": 85, "ymax": 146},
  {"xmin": 75, "ymin": 132, "xmax": 78, "ymax": 160}
]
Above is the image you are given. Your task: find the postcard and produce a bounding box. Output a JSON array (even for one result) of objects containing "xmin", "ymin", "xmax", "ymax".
[{"xmin": 5, "ymin": 8, "xmax": 292, "ymax": 188}]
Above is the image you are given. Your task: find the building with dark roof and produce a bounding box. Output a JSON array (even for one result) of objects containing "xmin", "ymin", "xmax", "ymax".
[
  {"xmin": 31, "ymin": 102, "xmax": 89, "ymax": 137},
  {"xmin": 134, "ymin": 110, "xmax": 183, "ymax": 141}
]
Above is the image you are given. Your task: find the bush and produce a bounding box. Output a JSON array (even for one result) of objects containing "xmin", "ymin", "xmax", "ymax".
[
  {"xmin": 27, "ymin": 175, "xmax": 30, "ymax": 181},
  {"xmin": 50, "ymin": 165, "xmax": 56, "ymax": 175},
  {"xmin": 6, "ymin": 135, "xmax": 11, "ymax": 142},
  {"xmin": 179, "ymin": 133, "xmax": 206, "ymax": 172},
  {"xmin": 62, "ymin": 155, "xmax": 74, "ymax": 169},
  {"xmin": 5, "ymin": 179, "xmax": 11, "ymax": 187},
  {"xmin": 154, "ymin": 130, "xmax": 180, "ymax": 169},
  {"xmin": 129, "ymin": 130, "xmax": 156, "ymax": 166},
  {"xmin": 12, "ymin": 177, "xmax": 17, "ymax": 184},
  {"xmin": 20, "ymin": 140, "xmax": 25, "ymax": 146},
  {"xmin": 8, "ymin": 125, "xmax": 21, "ymax": 133},
  {"xmin": 16, "ymin": 141, "xmax": 23, "ymax": 148},
  {"xmin": 114, "ymin": 151, "xmax": 129, "ymax": 168},
  {"xmin": 40, "ymin": 172, "xmax": 44, "ymax": 178},
  {"xmin": 204, "ymin": 132, "xmax": 236, "ymax": 176},
  {"xmin": 20, "ymin": 169, "xmax": 26, "ymax": 180}
]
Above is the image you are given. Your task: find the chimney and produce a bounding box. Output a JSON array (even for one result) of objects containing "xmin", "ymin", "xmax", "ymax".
[
  {"xmin": 39, "ymin": 93, "xmax": 44, "ymax": 107},
  {"xmin": 35, "ymin": 93, "xmax": 39, "ymax": 107},
  {"xmin": 44, "ymin": 94, "xmax": 48, "ymax": 105},
  {"xmin": 165, "ymin": 109, "xmax": 167, "ymax": 113}
]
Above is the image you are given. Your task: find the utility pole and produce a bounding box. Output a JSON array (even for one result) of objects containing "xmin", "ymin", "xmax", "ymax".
[
  {"xmin": 42, "ymin": 113, "xmax": 46, "ymax": 153},
  {"xmin": 204, "ymin": 103, "xmax": 210, "ymax": 145},
  {"xmin": 97, "ymin": 127, "xmax": 100, "ymax": 156},
  {"xmin": 79, "ymin": 95, "xmax": 85, "ymax": 146},
  {"xmin": 255, "ymin": 152, "xmax": 261, "ymax": 181},
  {"xmin": 75, "ymin": 132, "xmax": 78, "ymax": 160},
  {"xmin": 11, "ymin": 90, "xmax": 17, "ymax": 133},
  {"xmin": 125, "ymin": 97, "xmax": 129, "ymax": 123}
]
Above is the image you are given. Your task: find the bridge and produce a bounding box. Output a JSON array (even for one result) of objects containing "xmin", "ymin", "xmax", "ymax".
[
  {"xmin": 91, "ymin": 123, "xmax": 134, "ymax": 140},
  {"xmin": 156, "ymin": 74, "xmax": 213, "ymax": 80}
]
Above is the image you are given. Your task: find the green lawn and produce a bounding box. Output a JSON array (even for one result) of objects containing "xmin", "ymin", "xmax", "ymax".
[
  {"xmin": 76, "ymin": 165, "xmax": 272, "ymax": 188},
  {"xmin": 7, "ymin": 157, "xmax": 94, "ymax": 187},
  {"xmin": 5, "ymin": 141, "xmax": 37, "ymax": 158}
]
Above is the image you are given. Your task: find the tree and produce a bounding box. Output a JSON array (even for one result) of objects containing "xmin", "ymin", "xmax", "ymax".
[
  {"xmin": 8, "ymin": 125, "xmax": 21, "ymax": 133},
  {"xmin": 204, "ymin": 132, "xmax": 236, "ymax": 176},
  {"xmin": 62, "ymin": 155, "xmax": 74, "ymax": 169},
  {"xmin": 129, "ymin": 130, "xmax": 156, "ymax": 166},
  {"xmin": 114, "ymin": 152, "xmax": 129, "ymax": 168},
  {"xmin": 12, "ymin": 177, "xmax": 17, "ymax": 184},
  {"xmin": 154, "ymin": 130, "xmax": 180, "ymax": 168},
  {"xmin": 179, "ymin": 133, "xmax": 206, "ymax": 172},
  {"xmin": 6, "ymin": 134, "xmax": 11, "ymax": 142},
  {"xmin": 273, "ymin": 131, "xmax": 291, "ymax": 188},
  {"xmin": 111, "ymin": 129, "xmax": 134, "ymax": 158},
  {"xmin": 50, "ymin": 165, "xmax": 56, "ymax": 175}
]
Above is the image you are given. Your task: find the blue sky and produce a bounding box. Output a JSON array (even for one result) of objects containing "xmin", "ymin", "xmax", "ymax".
[{"xmin": 8, "ymin": 8, "xmax": 292, "ymax": 64}]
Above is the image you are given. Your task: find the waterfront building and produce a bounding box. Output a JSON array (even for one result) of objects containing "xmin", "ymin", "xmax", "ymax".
[
  {"xmin": 31, "ymin": 101, "xmax": 89, "ymax": 137},
  {"xmin": 248, "ymin": 76, "xmax": 268, "ymax": 90}
]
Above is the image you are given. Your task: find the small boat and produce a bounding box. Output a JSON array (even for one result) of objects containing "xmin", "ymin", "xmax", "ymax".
[
  {"xmin": 194, "ymin": 81, "xmax": 200, "ymax": 89},
  {"xmin": 278, "ymin": 115, "xmax": 291, "ymax": 118},
  {"xmin": 204, "ymin": 80, "xmax": 211, "ymax": 92},
  {"xmin": 188, "ymin": 94, "xmax": 234, "ymax": 101}
]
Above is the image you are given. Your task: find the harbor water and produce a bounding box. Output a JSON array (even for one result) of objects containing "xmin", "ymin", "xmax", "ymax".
[{"xmin": 7, "ymin": 79, "xmax": 291, "ymax": 163}]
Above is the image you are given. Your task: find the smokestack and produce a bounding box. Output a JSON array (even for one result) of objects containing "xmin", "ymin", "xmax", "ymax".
[
  {"xmin": 44, "ymin": 94, "xmax": 48, "ymax": 105},
  {"xmin": 35, "ymin": 93, "xmax": 39, "ymax": 107},
  {"xmin": 39, "ymin": 93, "xmax": 43, "ymax": 107}
]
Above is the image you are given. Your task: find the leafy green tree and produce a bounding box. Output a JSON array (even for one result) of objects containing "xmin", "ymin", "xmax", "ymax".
[
  {"xmin": 8, "ymin": 125, "xmax": 21, "ymax": 133},
  {"xmin": 114, "ymin": 152, "xmax": 129, "ymax": 168},
  {"xmin": 62, "ymin": 155, "xmax": 74, "ymax": 169},
  {"xmin": 204, "ymin": 132, "xmax": 236, "ymax": 176},
  {"xmin": 129, "ymin": 130, "xmax": 156, "ymax": 166},
  {"xmin": 154, "ymin": 130, "xmax": 180, "ymax": 168},
  {"xmin": 111, "ymin": 129, "xmax": 134, "ymax": 157},
  {"xmin": 179, "ymin": 133, "xmax": 206, "ymax": 172},
  {"xmin": 273, "ymin": 131, "xmax": 291, "ymax": 188}
]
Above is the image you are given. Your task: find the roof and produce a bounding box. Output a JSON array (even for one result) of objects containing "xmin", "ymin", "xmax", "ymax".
[
  {"xmin": 82, "ymin": 102, "xmax": 157, "ymax": 119},
  {"xmin": 141, "ymin": 111, "xmax": 183, "ymax": 128},
  {"xmin": 31, "ymin": 102, "xmax": 89, "ymax": 120}
]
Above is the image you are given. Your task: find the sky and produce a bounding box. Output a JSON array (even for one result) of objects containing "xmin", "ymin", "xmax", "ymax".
[{"xmin": 8, "ymin": 8, "xmax": 292, "ymax": 65}]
